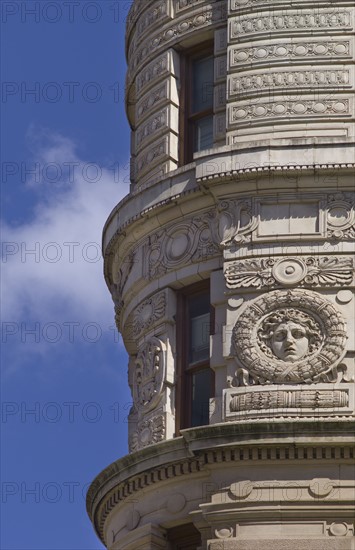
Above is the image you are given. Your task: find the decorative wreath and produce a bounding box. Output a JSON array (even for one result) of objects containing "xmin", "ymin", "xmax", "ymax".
[{"xmin": 232, "ymin": 289, "xmax": 347, "ymax": 384}]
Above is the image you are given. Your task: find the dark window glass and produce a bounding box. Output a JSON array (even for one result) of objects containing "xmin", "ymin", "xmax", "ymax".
[
  {"xmin": 176, "ymin": 284, "xmax": 214, "ymax": 431},
  {"xmin": 188, "ymin": 293, "xmax": 210, "ymax": 364},
  {"xmin": 191, "ymin": 55, "xmax": 214, "ymax": 153},
  {"xmin": 179, "ymin": 46, "xmax": 214, "ymax": 164},
  {"xmin": 192, "ymin": 55, "xmax": 214, "ymax": 113},
  {"xmin": 194, "ymin": 115, "xmax": 214, "ymax": 152},
  {"xmin": 191, "ymin": 367, "xmax": 211, "ymax": 427}
]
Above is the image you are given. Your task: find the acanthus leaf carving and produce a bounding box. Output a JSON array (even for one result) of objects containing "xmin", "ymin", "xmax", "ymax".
[
  {"xmin": 111, "ymin": 251, "xmax": 136, "ymax": 331},
  {"xmin": 129, "ymin": 410, "xmax": 166, "ymax": 453},
  {"xmin": 133, "ymin": 337, "xmax": 166, "ymax": 413},
  {"xmin": 224, "ymin": 256, "xmax": 354, "ymax": 289},
  {"xmin": 132, "ymin": 291, "xmax": 166, "ymax": 338},
  {"xmin": 218, "ymin": 199, "xmax": 258, "ymax": 246}
]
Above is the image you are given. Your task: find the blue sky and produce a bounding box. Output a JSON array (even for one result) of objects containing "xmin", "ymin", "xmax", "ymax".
[{"xmin": 1, "ymin": 2, "xmax": 133, "ymax": 548}]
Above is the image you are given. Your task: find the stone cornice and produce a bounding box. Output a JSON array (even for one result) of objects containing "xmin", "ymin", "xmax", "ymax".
[
  {"xmin": 86, "ymin": 419, "xmax": 355, "ymax": 545},
  {"xmin": 196, "ymin": 162, "xmax": 355, "ymax": 184},
  {"xmin": 105, "ymin": 161, "xmax": 355, "ymax": 253}
]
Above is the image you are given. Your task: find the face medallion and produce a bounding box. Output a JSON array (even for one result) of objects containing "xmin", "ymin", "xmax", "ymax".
[
  {"xmin": 271, "ymin": 322, "xmax": 309, "ymax": 363},
  {"xmin": 232, "ymin": 290, "xmax": 347, "ymax": 384}
]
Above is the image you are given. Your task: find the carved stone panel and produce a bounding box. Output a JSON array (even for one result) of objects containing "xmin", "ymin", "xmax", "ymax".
[
  {"xmin": 229, "ymin": 41, "xmax": 352, "ymax": 69},
  {"xmin": 229, "ymin": 69, "xmax": 351, "ymax": 98},
  {"xmin": 229, "ymin": 97, "xmax": 351, "ymax": 126},
  {"xmin": 229, "ymin": 10, "xmax": 352, "ymax": 42},
  {"xmin": 224, "ymin": 256, "xmax": 355, "ymax": 290},
  {"xmin": 133, "ymin": 337, "xmax": 166, "ymax": 413},
  {"xmin": 218, "ymin": 193, "xmax": 355, "ymax": 249},
  {"xmin": 132, "ymin": 292, "xmax": 167, "ymax": 339},
  {"xmin": 218, "ymin": 198, "xmax": 258, "ymax": 246},
  {"xmin": 327, "ymin": 193, "xmax": 355, "ymax": 240},
  {"xmin": 232, "ymin": 289, "xmax": 347, "ymax": 384},
  {"xmin": 129, "ymin": 408, "xmax": 166, "ymax": 453},
  {"xmin": 135, "ymin": 50, "xmax": 176, "ymax": 99},
  {"xmin": 143, "ymin": 210, "xmax": 220, "ymax": 280},
  {"xmin": 224, "ymin": 384, "xmax": 353, "ymax": 421}
]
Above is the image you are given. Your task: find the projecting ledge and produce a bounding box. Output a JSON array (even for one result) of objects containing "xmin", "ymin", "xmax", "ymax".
[
  {"xmin": 195, "ymin": 139, "xmax": 355, "ymax": 183},
  {"xmin": 180, "ymin": 418, "xmax": 355, "ymax": 452},
  {"xmin": 87, "ymin": 419, "xmax": 355, "ymax": 519}
]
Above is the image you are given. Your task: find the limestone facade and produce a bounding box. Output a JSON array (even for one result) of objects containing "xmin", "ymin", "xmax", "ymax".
[{"xmin": 87, "ymin": 0, "xmax": 355, "ymax": 548}]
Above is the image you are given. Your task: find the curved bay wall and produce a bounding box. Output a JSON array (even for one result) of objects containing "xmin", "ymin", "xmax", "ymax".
[
  {"xmin": 125, "ymin": 0, "xmax": 355, "ymax": 187},
  {"xmin": 125, "ymin": 0, "xmax": 228, "ymax": 186},
  {"xmin": 87, "ymin": 0, "xmax": 355, "ymax": 547},
  {"xmin": 227, "ymin": 0, "xmax": 355, "ymax": 145}
]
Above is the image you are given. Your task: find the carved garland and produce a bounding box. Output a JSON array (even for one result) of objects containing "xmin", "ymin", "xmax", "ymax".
[{"xmin": 233, "ymin": 289, "xmax": 347, "ymax": 384}]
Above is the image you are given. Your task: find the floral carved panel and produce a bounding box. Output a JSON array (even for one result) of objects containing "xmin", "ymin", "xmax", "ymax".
[
  {"xmin": 129, "ymin": 409, "xmax": 165, "ymax": 453},
  {"xmin": 144, "ymin": 210, "xmax": 220, "ymax": 280},
  {"xmin": 131, "ymin": 292, "xmax": 167, "ymax": 339},
  {"xmin": 133, "ymin": 337, "xmax": 166, "ymax": 413},
  {"xmin": 224, "ymin": 256, "xmax": 355, "ymax": 289}
]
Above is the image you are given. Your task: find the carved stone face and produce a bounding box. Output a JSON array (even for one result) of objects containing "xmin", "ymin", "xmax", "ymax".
[
  {"xmin": 233, "ymin": 290, "xmax": 347, "ymax": 384},
  {"xmin": 271, "ymin": 321, "xmax": 309, "ymax": 362}
]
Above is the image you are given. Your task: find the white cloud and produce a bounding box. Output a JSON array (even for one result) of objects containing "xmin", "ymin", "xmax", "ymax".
[{"xmin": 2, "ymin": 131, "xmax": 130, "ymax": 331}]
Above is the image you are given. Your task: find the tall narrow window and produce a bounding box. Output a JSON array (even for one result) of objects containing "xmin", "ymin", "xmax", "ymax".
[
  {"xmin": 176, "ymin": 282, "xmax": 214, "ymax": 431},
  {"xmin": 180, "ymin": 46, "xmax": 214, "ymax": 164}
]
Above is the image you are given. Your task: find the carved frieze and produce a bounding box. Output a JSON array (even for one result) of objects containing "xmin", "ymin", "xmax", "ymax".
[
  {"xmin": 229, "ymin": 41, "xmax": 351, "ymax": 68},
  {"xmin": 135, "ymin": 0, "xmax": 170, "ymax": 39},
  {"xmin": 111, "ymin": 252, "xmax": 136, "ymax": 331},
  {"xmin": 229, "ymin": 388, "xmax": 349, "ymax": 412},
  {"xmin": 135, "ymin": 128, "xmax": 179, "ymax": 181},
  {"xmin": 175, "ymin": 0, "xmax": 207, "ymax": 13},
  {"xmin": 229, "ymin": 69, "xmax": 351, "ymax": 96},
  {"xmin": 135, "ymin": 108, "xmax": 169, "ymax": 151},
  {"xmin": 230, "ymin": 11, "xmax": 352, "ymax": 40},
  {"xmin": 230, "ymin": 98, "xmax": 350, "ymax": 124},
  {"xmin": 218, "ymin": 199, "xmax": 258, "ymax": 245},
  {"xmin": 224, "ymin": 256, "xmax": 354, "ymax": 289},
  {"xmin": 136, "ymin": 81, "xmax": 169, "ymax": 123},
  {"xmin": 135, "ymin": 51, "xmax": 171, "ymax": 98},
  {"xmin": 144, "ymin": 210, "xmax": 220, "ymax": 280},
  {"xmin": 327, "ymin": 193, "xmax": 355, "ymax": 240},
  {"xmin": 129, "ymin": 4, "xmax": 226, "ymax": 75},
  {"xmin": 129, "ymin": 410, "xmax": 165, "ymax": 453},
  {"xmin": 232, "ymin": 289, "xmax": 347, "ymax": 384},
  {"xmin": 137, "ymin": 141, "xmax": 165, "ymax": 173},
  {"xmin": 133, "ymin": 337, "xmax": 166, "ymax": 412},
  {"xmin": 231, "ymin": 0, "xmax": 354, "ymax": 8},
  {"xmin": 132, "ymin": 292, "xmax": 167, "ymax": 338}
]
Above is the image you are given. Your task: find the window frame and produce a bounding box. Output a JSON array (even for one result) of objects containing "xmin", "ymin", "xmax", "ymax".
[
  {"xmin": 175, "ymin": 280, "xmax": 215, "ymax": 433},
  {"xmin": 179, "ymin": 43, "xmax": 215, "ymax": 165}
]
